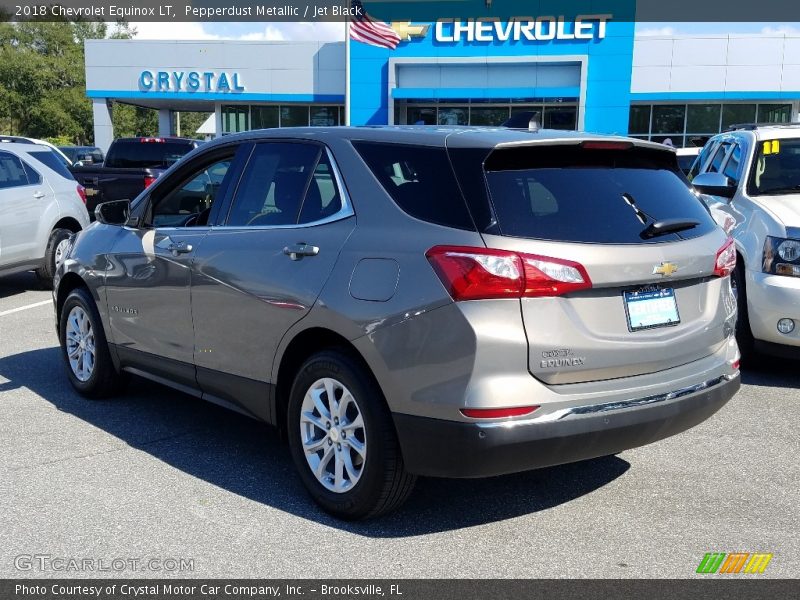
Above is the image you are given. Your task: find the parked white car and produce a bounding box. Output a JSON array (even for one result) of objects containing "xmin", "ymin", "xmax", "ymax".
[
  {"xmin": 691, "ymin": 123, "xmax": 800, "ymax": 362},
  {"xmin": 0, "ymin": 143, "xmax": 90, "ymax": 288}
]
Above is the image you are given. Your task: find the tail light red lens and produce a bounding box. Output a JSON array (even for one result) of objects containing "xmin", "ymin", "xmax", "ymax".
[
  {"xmin": 76, "ymin": 185, "xmax": 87, "ymax": 205},
  {"xmin": 714, "ymin": 238, "xmax": 737, "ymax": 277},
  {"xmin": 426, "ymin": 245, "xmax": 592, "ymax": 301},
  {"xmin": 580, "ymin": 140, "xmax": 634, "ymax": 150},
  {"xmin": 144, "ymin": 175, "xmax": 158, "ymax": 188},
  {"xmin": 460, "ymin": 406, "xmax": 540, "ymax": 419}
]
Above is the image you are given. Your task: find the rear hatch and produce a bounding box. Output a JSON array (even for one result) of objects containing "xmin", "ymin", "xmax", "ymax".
[{"xmin": 456, "ymin": 139, "xmax": 733, "ymax": 385}]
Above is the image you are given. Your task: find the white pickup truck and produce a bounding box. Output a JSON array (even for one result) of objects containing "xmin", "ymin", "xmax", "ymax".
[{"xmin": 0, "ymin": 142, "xmax": 90, "ymax": 288}]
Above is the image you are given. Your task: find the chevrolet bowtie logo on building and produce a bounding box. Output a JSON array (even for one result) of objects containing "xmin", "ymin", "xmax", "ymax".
[
  {"xmin": 390, "ymin": 22, "xmax": 431, "ymax": 41},
  {"xmin": 697, "ymin": 552, "xmax": 774, "ymax": 574},
  {"xmin": 653, "ymin": 262, "xmax": 679, "ymax": 277}
]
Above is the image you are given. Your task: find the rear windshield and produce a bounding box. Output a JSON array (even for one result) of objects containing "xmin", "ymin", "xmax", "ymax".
[
  {"xmin": 105, "ymin": 141, "xmax": 193, "ymax": 169},
  {"xmin": 29, "ymin": 150, "xmax": 75, "ymax": 181},
  {"xmin": 483, "ymin": 144, "xmax": 717, "ymax": 244}
]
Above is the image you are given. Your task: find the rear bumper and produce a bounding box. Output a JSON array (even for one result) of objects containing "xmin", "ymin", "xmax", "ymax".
[{"xmin": 394, "ymin": 373, "xmax": 740, "ymax": 478}]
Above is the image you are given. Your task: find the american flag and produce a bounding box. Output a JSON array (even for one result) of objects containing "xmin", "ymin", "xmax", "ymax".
[{"xmin": 348, "ymin": 0, "xmax": 401, "ymax": 50}]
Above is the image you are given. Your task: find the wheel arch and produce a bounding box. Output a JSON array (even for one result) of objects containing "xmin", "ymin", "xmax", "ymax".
[
  {"xmin": 53, "ymin": 217, "xmax": 83, "ymax": 233},
  {"xmin": 56, "ymin": 272, "xmax": 91, "ymax": 322},
  {"xmin": 273, "ymin": 327, "xmax": 380, "ymax": 433}
]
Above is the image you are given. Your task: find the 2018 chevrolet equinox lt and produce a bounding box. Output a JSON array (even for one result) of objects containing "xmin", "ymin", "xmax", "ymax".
[{"xmin": 53, "ymin": 127, "xmax": 741, "ymax": 519}]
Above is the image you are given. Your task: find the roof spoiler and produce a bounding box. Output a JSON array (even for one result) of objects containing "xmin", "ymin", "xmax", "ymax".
[{"xmin": 501, "ymin": 111, "xmax": 541, "ymax": 132}]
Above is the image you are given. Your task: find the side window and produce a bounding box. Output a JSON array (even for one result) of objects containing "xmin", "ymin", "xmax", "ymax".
[
  {"xmin": 22, "ymin": 161, "xmax": 42, "ymax": 185},
  {"xmin": 722, "ymin": 143, "xmax": 742, "ymax": 183},
  {"xmin": 0, "ymin": 152, "xmax": 31, "ymax": 189},
  {"xmin": 352, "ymin": 142, "xmax": 474, "ymax": 230},
  {"xmin": 297, "ymin": 152, "xmax": 343, "ymax": 224},
  {"xmin": 151, "ymin": 157, "xmax": 233, "ymax": 227},
  {"xmin": 226, "ymin": 142, "xmax": 323, "ymax": 227},
  {"xmin": 707, "ymin": 143, "xmax": 731, "ymax": 173},
  {"xmin": 689, "ymin": 141, "xmax": 717, "ymax": 180}
]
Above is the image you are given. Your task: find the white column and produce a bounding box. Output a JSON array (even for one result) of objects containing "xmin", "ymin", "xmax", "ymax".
[
  {"xmin": 92, "ymin": 98, "xmax": 114, "ymax": 154},
  {"xmin": 158, "ymin": 109, "xmax": 172, "ymax": 137},
  {"xmin": 214, "ymin": 103, "xmax": 223, "ymax": 138}
]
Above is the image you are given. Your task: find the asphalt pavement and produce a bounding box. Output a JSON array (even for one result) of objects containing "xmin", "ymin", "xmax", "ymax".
[{"xmin": 1, "ymin": 271, "xmax": 798, "ymax": 579}]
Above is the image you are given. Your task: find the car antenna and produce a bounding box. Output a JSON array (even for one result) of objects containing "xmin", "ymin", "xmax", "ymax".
[{"xmin": 528, "ymin": 112, "xmax": 541, "ymax": 133}]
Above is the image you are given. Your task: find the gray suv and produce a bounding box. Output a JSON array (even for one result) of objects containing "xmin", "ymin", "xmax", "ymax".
[{"xmin": 54, "ymin": 127, "xmax": 741, "ymax": 519}]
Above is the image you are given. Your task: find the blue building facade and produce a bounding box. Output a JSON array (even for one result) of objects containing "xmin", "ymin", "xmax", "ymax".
[{"xmin": 349, "ymin": 2, "xmax": 635, "ymax": 134}]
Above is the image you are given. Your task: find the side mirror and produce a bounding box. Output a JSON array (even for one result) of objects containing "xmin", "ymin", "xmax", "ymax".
[
  {"xmin": 692, "ymin": 172, "xmax": 736, "ymax": 199},
  {"xmin": 95, "ymin": 199, "xmax": 131, "ymax": 226}
]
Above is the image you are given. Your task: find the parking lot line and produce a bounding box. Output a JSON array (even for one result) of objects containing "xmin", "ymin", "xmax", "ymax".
[{"xmin": 0, "ymin": 300, "xmax": 51, "ymax": 318}]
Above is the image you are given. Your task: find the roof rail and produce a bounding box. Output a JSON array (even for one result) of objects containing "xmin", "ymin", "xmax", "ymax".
[{"xmin": 725, "ymin": 122, "xmax": 800, "ymax": 132}]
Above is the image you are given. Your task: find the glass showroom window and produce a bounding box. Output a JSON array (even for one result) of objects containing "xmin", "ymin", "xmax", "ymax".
[
  {"xmin": 629, "ymin": 103, "xmax": 794, "ymax": 146},
  {"xmin": 222, "ymin": 105, "xmax": 249, "ymax": 133}
]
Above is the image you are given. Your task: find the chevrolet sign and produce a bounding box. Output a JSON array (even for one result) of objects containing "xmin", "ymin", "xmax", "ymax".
[{"xmin": 435, "ymin": 14, "xmax": 612, "ymax": 43}]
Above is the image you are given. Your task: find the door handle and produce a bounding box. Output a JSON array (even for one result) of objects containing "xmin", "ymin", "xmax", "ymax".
[
  {"xmin": 33, "ymin": 191, "xmax": 45, "ymax": 199},
  {"xmin": 167, "ymin": 242, "xmax": 193, "ymax": 256},
  {"xmin": 283, "ymin": 243, "xmax": 320, "ymax": 261}
]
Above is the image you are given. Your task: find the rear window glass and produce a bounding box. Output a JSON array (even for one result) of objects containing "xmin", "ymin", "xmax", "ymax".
[
  {"xmin": 484, "ymin": 145, "xmax": 717, "ymax": 244},
  {"xmin": 106, "ymin": 141, "xmax": 193, "ymax": 169},
  {"xmin": 30, "ymin": 150, "xmax": 74, "ymax": 180},
  {"xmin": 352, "ymin": 141, "xmax": 474, "ymax": 230}
]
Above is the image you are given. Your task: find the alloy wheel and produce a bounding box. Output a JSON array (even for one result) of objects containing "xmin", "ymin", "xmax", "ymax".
[
  {"xmin": 299, "ymin": 377, "xmax": 367, "ymax": 493},
  {"xmin": 65, "ymin": 306, "xmax": 95, "ymax": 382}
]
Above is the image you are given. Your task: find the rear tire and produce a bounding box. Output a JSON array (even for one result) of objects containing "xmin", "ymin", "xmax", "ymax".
[
  {"xmin": 36, "ymin": 228, "xmax": 73, "ymax": 290},
  {"xmin": 287, "ymin": 350, "xmax": 416, "ymax": 520},
  {"xmin": 731, "ymin": 262, "xmax": 757, "ymax": 365},
  {"xmin": 59, "ymin": 287, "xmax": 128, "ymax": 399}
]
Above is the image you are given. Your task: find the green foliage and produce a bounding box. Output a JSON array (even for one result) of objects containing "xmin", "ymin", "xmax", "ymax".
[
  {"xmin": 175, "ymin": 112, "xmax": 213, "ymax": 139},
  {"xmin": 111, "ymin": 104, "xmax": 158, "ymax": 138},
  {"xmin": 0, "ymin": 17, "xmax": 136, "ymax": 143}
]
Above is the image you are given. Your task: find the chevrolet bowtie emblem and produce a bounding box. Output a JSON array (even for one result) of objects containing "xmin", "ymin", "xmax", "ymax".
[
  {"xmin": 390, "ymin": 21, "xmax": 430, "ymax": 41},
  {"xmin": 653, "ymin": 262, "xmax": 679, "ymax": 277}
]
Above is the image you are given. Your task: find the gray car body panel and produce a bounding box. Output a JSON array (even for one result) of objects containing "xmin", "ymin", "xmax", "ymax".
[{"xmin": 54, "ymin": 126, "xmax": 740, "ymax": 478}]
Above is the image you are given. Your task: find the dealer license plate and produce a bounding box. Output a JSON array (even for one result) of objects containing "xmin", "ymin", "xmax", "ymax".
[{"xmin": 623, "ymin": 288, "xmax": 680, "ymax": 331}]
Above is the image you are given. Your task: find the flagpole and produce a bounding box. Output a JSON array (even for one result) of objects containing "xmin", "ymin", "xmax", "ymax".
[{"xmin": 345, "ymin": 15, "xmax": 351, "ymax": 126}]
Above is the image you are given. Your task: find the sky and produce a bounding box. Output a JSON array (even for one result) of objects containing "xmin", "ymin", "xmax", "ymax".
[{"xmin": 124, "ymin": 21, "xmax": 800, "ymax": 41}]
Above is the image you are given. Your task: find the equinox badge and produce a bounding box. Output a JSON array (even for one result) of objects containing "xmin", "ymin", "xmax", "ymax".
[{"xmin": 653, "ymin": 262, "xmax": 679, "ymax": 277}]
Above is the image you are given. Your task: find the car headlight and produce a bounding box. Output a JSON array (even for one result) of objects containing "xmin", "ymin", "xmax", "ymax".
[
  {"xmin": 777, "ymin": 239, "xmax": 800, "ymax": 262},
  {"xmin": 764, "ymin": 236, "xmax": 800, "ymax": 277}
]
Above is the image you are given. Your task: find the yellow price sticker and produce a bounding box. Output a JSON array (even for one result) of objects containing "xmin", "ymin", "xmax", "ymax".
[{"xmin": 763, "ymin": 140, "xmax": 781, "ymax": 155}]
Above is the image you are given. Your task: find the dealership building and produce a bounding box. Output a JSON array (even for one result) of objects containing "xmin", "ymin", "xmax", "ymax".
[{"xmin": 84, "ymin": 12, "xmax": 800, "ymax": 152}]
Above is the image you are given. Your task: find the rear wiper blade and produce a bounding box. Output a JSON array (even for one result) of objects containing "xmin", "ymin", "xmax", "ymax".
[{"xmin": 640, "ymin": 219, "xmax": 700, "ymax": 240}]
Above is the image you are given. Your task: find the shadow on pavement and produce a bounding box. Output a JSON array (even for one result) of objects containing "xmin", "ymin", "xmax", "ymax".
[
  {"xmin": 0, "ymin": 272, "xmax": 43, "ymax": 299},
  {"xmin": 0, "ymin": 347, "xmax": 635, "ymax": 536},
  {"xmin": 740, "ymin": 358, "xmax": 798, "ymax": 389}
]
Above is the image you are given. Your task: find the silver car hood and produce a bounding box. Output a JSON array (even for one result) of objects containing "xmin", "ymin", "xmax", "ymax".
[{"xmin": 754, "ymin": 193, "xmax": 800, "ymax": 229}]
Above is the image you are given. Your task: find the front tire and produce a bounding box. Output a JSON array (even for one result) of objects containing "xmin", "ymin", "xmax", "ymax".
[
  {"xmin": 731, "ymin": 262, "xmax": 757, "ymax": 365},
  {"xmin": 59, "ymin": 287, "xmax": 128, "ymax": 399},
  {"xmin": 36, "ymin": 228, "xmax": 73, "ymax": 290},
  {"xmin": 287, "ymin": 350, "xmax": 416, "ymax": 520}
]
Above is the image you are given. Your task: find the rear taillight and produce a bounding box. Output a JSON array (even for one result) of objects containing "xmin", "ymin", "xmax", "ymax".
[
  {"xmin": 714, "ymin": 238, "xmax": 737, "ymax": 277},
  {"xmin": 140, "ymin": 137, "xmax": 165, "ymax": 143},
  {"xmin": 144, "ymin": 175, "xmax": 157, "ymax": 188},
  {"xmin": 426, "ymin": 245, "xmax": 592, "ymax": 301},
  {"xmin": 460, "ymin": 406, "xmax": 539, "ymax": 419},
  {"xmin": 76, "ymin": 185, "xmax": 87, "ymax": 205}
]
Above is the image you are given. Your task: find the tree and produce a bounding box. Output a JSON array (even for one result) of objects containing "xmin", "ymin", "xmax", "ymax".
[{"xmin": 0, "ymin": 17, "xmax": 137, "ymax": 143}]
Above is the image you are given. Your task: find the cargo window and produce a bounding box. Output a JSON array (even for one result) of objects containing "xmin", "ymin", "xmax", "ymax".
[
  {"xmin": 353, "ymin": 141, "xmax": 474, "ymax": 230},
  {"xmin": 483, "ymin": 144, "xmax": 717, "ymax": 244},
  {"xmin": 29, "ymin": 150, "xmax": 73, "ymax": 181}
]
